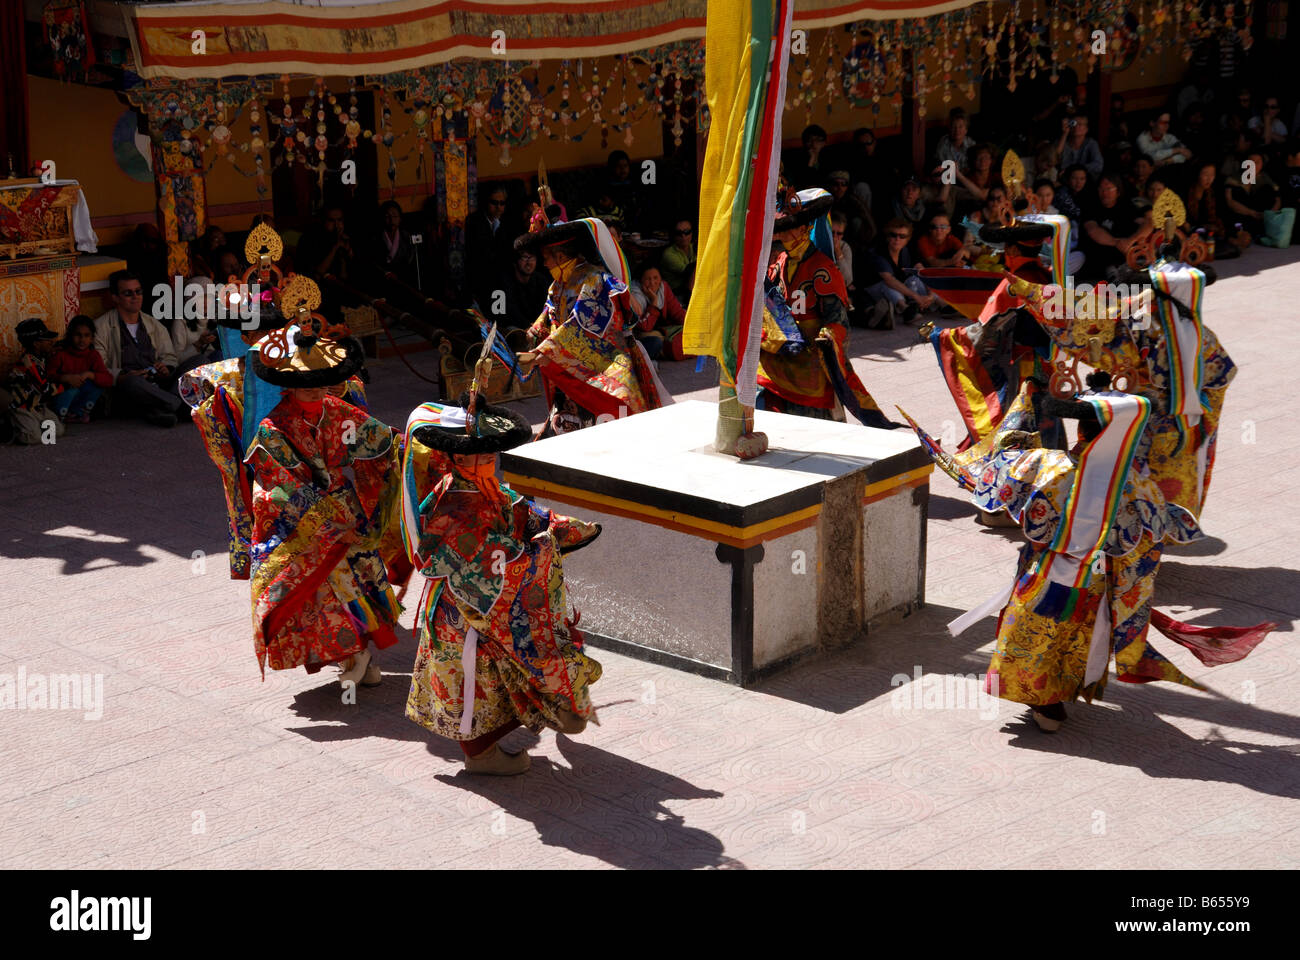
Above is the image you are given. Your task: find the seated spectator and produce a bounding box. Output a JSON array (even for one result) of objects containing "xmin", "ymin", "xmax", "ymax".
[
  {"xmin": 890, "ymin": 177, "xmax": 927, "ymax": 228},
  {"xmin": 1080, "ymin": 172, "xmax": 1146, "ymax": 280},
  {"xmin": 659, "ymin": 219, "xmax": 696, "ymax": 303},
  {"xmin": 1248, "ymin": 95, "xmax": 1289, "ymax": 149},
  {"xmin": 933, "ymin": 108, "xmax": 976, "ymax": 177},
  {"xmin": 1055, "ymin": 165, "xmax": 1091, "ymax": 221},
  {"xmin": 5, "ymin": 318, "xmax": 66, "ymax": 443},
  {"xmin": 862, "ymin": 218, "xmax": 936, "ymax": 328},
  {"xmin": 1032, "ymin": 178, "xmax": 1060, "ymax": 214},
  {"xmin": 829, "ymin": 170, "xmax": 875, "ymax": 251},
  {"xmin": 370, "ymin": 199, "xmax": 418, "ymax": 286},
  {"xmin": 1056, "ymin": 115, "xmax": 1104, "ymax": 179},
  {"xmin": 46, "ymin": 315, "xmax": 112, "ymax": 424},
  {"xmin": 494, "ymin": 247, "xmax": 551, "ymax": 329},
  {"xmin": 1128, "ymin": 155, "xmax": 1156, "ymax": 203},
  {"xmin": 93, "ymin": 270, "xmax": 190, "ymax": 427},
  {"xmin": 1031, "ymin": 180, "xmax": 1086, "ymax": 276},
  {"xmin": 953, "ymin": 144, "xmax": 1003, "ymax": 215},
  {"xmin": 1225, "ymin": 150, "xmax": 1286, "ymax": 243},
  {"xmin": 296, "ymin": 204, "xmax": 356, "ymax": 285},
  {"xmin": 829, "ymin": 212, "xmax": 867, "ymax": 323},
  {"xmin": 1186, "ymin": 161, "xmax": 1249, "ymax": 258},
  {"xmin": 916, "ymin": 213, "xmax": 970, "ymax": 268},
  {"xmin": 1137, "ymin": 112, "xmax": 1192, "ymax": 166},
  {"xmin": 1032, "ymin": 141, "xmax": 1059, "ymax": 185},
  {"xmin": 783, "ymin": 124, "xmax": 829, "ymax": 189},
  {"xmin": 962, "ymin": 187, "xmax": 1015, "ymax": 269},
  {"xmin": 169, "ymin": 262, "xmax": 221, "ymax": 379},
  {"xmin": 628, "ymin": 264, "xmax": 686, "ymax": 361},
  {"xmin": 577, "ymin": 188, "xmax": 626, "ymax": 228}
]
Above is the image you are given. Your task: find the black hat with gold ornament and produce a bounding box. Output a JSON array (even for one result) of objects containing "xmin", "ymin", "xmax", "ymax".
[{"xmin": 248, "ymin": 273, "xmax": 365, "ymax": 387}]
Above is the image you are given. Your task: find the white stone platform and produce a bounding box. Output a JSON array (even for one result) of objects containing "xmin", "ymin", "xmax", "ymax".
[{"xmin": 501, "ymin": 400, "xmax": 933, "ymax": 684}]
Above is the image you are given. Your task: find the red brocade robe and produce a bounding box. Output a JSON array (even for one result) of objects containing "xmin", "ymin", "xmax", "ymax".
[
  {"xmin": 758, "ymin": 249, "xmax": 884, "ymax": 419},
  {"xmin": 245, "ymin": 395, "xmax": 402, "ymax": 675}
]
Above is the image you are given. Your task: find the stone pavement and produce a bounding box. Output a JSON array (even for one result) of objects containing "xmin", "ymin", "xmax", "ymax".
[{"xmin": 4, "ymin": 247, "xmax": 1298, "ymax": 870}]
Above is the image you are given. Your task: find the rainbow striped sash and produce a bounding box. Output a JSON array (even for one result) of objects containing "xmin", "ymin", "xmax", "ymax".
[
  {"xmin": 1020, "ymin": 214, "xmax": 1072, "ymax": 289},
  {"xmin": 400, "ymin": 402, "xmax": 465, "ymax": 565},
  {"xmin": 1024, "ymin": 393, "xmax": 1151, "ymax": 618},
  {"xmin": 1149, "ymin": 264, "xmax": 1207, "ymax": 452}
]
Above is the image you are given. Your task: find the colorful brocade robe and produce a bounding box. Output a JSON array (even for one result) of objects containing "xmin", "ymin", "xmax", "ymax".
[
  {"xmin": 528, "ymin": 259, "xmax": 661, "ymax": 421},
  {"xmin": 941, "ymin": 382, "xmax": 1270, "ymax": 706},
  {"xmin": 245, "ymin": 394, "xmax": 401, "ymax": 675},
  {"xmin": 405, "ymin": 470, "xmax": 601, "ymax": 742},
  {"xmin": 181, "ymin": 357, "xmax": 371, "ymax": 580},
  {"xmin": 181, "ymin": 358, "xmax": 253, "ymax": 578},
  {"xmin": 757, "ymin": 249, "xmax": 885, "ymax": 422}
]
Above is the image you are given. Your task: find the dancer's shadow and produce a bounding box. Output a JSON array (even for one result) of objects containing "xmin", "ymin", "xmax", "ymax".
[
  {"xmin": 435, "ymin": 734, "xmax": 740, "ymax": 869},
  {"xmin": 1157, "ymin": 560, "xmax": 1300, "ymax": 633},
  {"xmin": 1003, "ymin": 684, "xmax": 1300, "ymax": 800},
  {"xmin": 284, "ymin": 665, "xmax": 464, "ymax": 763}
]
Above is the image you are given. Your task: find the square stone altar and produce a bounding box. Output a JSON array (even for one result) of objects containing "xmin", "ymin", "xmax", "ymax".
[{"xmin": 501, "ymin": 400, "xmax": 932, "ymax": 686}]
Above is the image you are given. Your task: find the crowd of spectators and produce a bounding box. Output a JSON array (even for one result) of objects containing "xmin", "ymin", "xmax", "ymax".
[
  {"xmin": 7, "ymin": 55, "xmax": 1300, "ymax": 442},
  {"xmin": 781, "ymin": 69, "xmax": 1300, "ymax": 328}
]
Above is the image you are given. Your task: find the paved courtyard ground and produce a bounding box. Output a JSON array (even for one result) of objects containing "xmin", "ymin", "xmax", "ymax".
[{"xmin": 4, "ymin": 247, "xmax": 1298, "ymax": 869}]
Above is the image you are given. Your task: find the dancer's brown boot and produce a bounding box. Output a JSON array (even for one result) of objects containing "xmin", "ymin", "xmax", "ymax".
[{"xmin": 464, "ymin": 744, "xmax": 531, "ymax": 776}]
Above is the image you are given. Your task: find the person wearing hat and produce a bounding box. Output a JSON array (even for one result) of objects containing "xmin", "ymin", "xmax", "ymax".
[
  {"xmin": 241, "ymin": 324, "xmax": 402, "ymax": 690},
  {"xmin": 759, "ymin": 188, "xmax": 895, "ymax": 428},
  {"xmin": 179, "ymin": 297, "xmax": 300, "ymax": 580},
  {"xmin": 514, "ymin": 215, "xmax": 667, "ymax": 436},
  {"xmin": 903, "ymin": 371, "xmax": 1273, "ymax": 735},
  {"xmin": 5, "ymin": 318, "xmax": 66, "ymax": 444},
  {"xmin": 828, "ymin": 169, "xmax": 876, "ymax": 254},
  {"xmin": 401, "ymin": 398, "xmax": 603, "ymax": 775}
]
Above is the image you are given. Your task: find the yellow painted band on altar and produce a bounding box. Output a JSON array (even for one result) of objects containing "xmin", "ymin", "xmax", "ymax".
[
  {"xmin": 504, "ymin": 463, "xmax": 933, "ymax": 547},
  {"xmin": 862, "ymin": 464, "xmax": 934, "ymax": 502},
  {"xmin": 502, "ymin": 472, "xmax": 820, "ymax": 544}
]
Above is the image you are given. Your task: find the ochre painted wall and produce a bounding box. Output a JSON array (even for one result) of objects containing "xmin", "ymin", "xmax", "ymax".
[{"xmin": 27, "ymin": 75, "xmax": 157, "ymax": 246}]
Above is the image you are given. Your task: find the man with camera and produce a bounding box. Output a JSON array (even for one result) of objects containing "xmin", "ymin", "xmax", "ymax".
[
  {"xmin": 1056, "ymin": 114, "xmax": 1104, "ymax": 180},
  {"xmin": 93, "ymin": 270, "xmax": 190, "ymax": 427}
]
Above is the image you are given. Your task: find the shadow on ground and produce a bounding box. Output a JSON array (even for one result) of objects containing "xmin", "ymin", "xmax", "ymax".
[{"xmin": 1005, "ymin": 682, "xmax": 1300, "ymax": 800}]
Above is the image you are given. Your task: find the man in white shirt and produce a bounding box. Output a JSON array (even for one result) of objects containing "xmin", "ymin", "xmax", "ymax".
[
  {"xmin": 1136, "ymin": 113, "xmax": 1193, "ymax": 166},
  {"xmin": 94, "ymin": 270, "xmax": 189, "ymax": 427}
]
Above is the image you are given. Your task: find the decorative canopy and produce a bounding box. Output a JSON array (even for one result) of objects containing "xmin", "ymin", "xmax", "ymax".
[{"xmin": 122, "ymin": 0, "xmax": 985, "ymax": 79}]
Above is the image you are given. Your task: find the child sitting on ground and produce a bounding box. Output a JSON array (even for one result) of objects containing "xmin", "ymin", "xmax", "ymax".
[{"xmin": 47, "ymin": 315, "xmax": 113, "ymax": 423}]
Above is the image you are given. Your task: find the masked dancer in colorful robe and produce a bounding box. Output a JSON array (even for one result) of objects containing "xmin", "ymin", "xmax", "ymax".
[
  {"xmin": 180, "ymin": 235, "xmax": 375, "ymax": 581},
  {"xmin": 514, "ymin": 213, "xmax": 670, "ymax": 436},
  {"xmin": 903, "ymin": 372, "xmax": 1274, "ymax": 734},
  {"xmin": 401, "ymin": 399, "xmax": 603, "ymax": 775},
  {"xmin": 759, "ymin": 188, "xmax": 896, "ymax": 428},
  {"xmin": 243, "ymin": 319, "xmax": 403, "ymax": 690}
]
